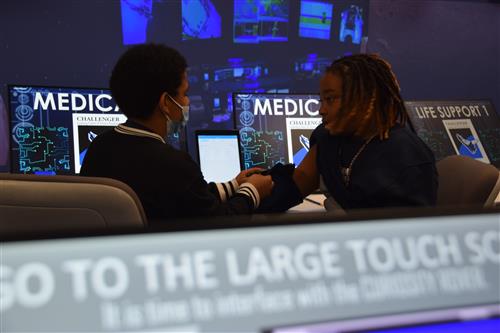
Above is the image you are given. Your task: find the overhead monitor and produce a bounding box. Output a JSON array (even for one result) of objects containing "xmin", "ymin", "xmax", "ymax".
[
  {"xmin": 233, "ymin": 0, "xmax": 289, "ymax": 44},
  {"xmin": 299, "ymin": 1, "xmax": 334, "ymax": 40},
  {"xmin": 182, "ymin": 0, "xmax": 222, "ymax": 40},
  {"xmin": 233, "ymin": 93, "xmax": 321, "ymax": 169},
  {"xmin": 196, "ymin": 130, "xmax": 242, "ymax": 183}
]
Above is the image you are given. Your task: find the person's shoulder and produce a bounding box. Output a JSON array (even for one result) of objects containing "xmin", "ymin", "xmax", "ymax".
[
  {"xmin": 85, "ymin": 128, "xmax": 118, "ymax": 150},
  {"xmin": 310, "ymin": 123, "xmax": 335, "ymax": 146},
  {"xmin": 384, "ymin": 125, "xmax": 435, "ymax": 164},
  {"xmin": 155, "ymin": 144, "xmax": 198, "ymax": 170},
  {"xmin": 93, "ymin": 128, "xmax": 116, "ymax": 141}
]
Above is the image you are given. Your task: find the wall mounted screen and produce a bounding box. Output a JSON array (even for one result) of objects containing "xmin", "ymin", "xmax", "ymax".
[
  {"xmin": 299, "ymin": 1, "xmax": 334, "ymax": 40},
  {"xmin": 8, "ymin": 85, "xmax": 125, "ymax": 175},
  {"xmin": 233, "ymin": 93, "xmax": 321, "ymax": 169}
]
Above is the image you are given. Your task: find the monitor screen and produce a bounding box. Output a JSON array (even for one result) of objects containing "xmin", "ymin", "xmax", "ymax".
[
  {"xmin": 182, "ymin": 0, "xmax": 222, "ymax": 41},
  {"xmin": 7, "ymin": 85, "xmax": 185, "ymax": 175},
  {"xmin": 233, "ymin": 0, "xmax": 289, "ymax": 44},
  {"xmin": 8, "ymin": 85, "xmax": 125, "ymax": 175},
  {"xmin": 404, "ymin": 100, "xmax": 500, "ymax": 167},
  {"xmin": 299, "ymin": 1, "xmax": 334, "ymax": 40},
  {"xmin": 233, "ymin": 93, "xmax": 321, "ymax": 169},
  {"xmin": 196, "ymin": 130, "xmax": 242, "ymax": 183}
]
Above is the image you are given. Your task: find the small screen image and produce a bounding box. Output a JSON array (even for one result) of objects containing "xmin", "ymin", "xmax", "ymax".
[
  {"xmin": 299, "ymin": 1, "xmax": 334, "ymax": 40},
  {"xmin": 233, "ymin": 93, "xmax": 320, "ymax": 169},
  {"xmin": 8, "ymin": 86, "xmax": 124, "ymax": 175},
  {"xmin": 121, "ymin": 0, "xmax": 153, "ymax": 45},
  {"xmin": 443, "ymin": 119, "xmax": 490, "ymax": 164},
  {"xmin": 339, "ymin": 4, "xmax": 364, "ymax": 44},
  {"xmin": 233, "ymin": 0, "xmax": 289, "ymax": 44},
  {"xmin": 182, "ymin": 0, "xmax": 221, "ymax": 40}
]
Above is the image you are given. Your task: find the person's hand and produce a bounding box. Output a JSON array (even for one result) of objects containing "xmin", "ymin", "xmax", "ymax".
[
  {"xmin": 235, "ymin": 167, "xmax": 264, "ymax": 185},
  {"xmin": 246, "ymin": 174, "xmax": 274, "ymax": 199}
]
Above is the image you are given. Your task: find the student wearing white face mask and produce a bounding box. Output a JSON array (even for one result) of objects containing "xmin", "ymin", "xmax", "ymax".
[{"xmin": 81, "ymin": 44, "xmax": 273, "ymax": 223}]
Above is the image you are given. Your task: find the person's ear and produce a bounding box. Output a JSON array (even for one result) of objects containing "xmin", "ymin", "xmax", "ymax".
[{"xmin": 158, "ymin": 92, "xmax": 170, "ymax": 115}]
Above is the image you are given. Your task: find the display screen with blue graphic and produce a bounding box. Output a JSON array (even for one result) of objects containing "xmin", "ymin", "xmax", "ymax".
[
  {"xmin": 182, "ymin": 0, "xmax": 221, "ymax": 40},
  {"xmin": 233, "ymin": 0, "xmax": 289, "ymax": 43},
  {"xmin": 121, "ymin": 0, "xmax": 153, "ymax": 45},
  {"xmin": 340, "ymin": 4, "xmax": 364, "ymax": 44},
  {"xmin": 8, "ymin": 85, "xmax": 185, "ymax": 175},
  {"xmin": 8, "ymin": 85, "xmax": 125, "ymax": 175},
  {"xmin": 405, "ymin": 100, "xmax": 500, "ymax": 167},
  {"xmin": 299, "ymin": 1, "xmax": 333, "ymax": 40},
  {"xmin": 233, "ymin": 93, "xmax": 321, "ymax": 169}
]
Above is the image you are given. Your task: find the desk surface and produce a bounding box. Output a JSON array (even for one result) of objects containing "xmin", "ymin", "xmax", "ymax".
[
  {"xmin": 288, "ymin": 194, "xmax": 326, "ymax": 213},
  {"xmin": 290, "ymin": 191, "xmax": 500, "ymax": 213}
]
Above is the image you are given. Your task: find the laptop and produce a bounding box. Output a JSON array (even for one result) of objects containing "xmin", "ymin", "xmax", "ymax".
[{"xmin": 195, "ymin": 130, "xmax": 243, "ymax": 183}]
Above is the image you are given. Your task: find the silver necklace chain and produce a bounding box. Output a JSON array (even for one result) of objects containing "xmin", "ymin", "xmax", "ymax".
[{"xmin": 340, "ymin": 134, "xmax": 377, "ymax": 187}]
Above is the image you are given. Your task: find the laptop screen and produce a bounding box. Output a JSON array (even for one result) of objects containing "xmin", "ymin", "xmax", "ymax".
[{"xmin": 196, "ymin": 130, "xmax": 242, "ymax": 183}]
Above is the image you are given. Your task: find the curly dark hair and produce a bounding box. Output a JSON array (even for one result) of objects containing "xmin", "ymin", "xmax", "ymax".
[
  {"xmin": 110, "ymin": 44, "xmax": 187, "ymax": 119},
  {"xmin": 326, "ymin": 54, "xmax": 408, "ymax": 140}
]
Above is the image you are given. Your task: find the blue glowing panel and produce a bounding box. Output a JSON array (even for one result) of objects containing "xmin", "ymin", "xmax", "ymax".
[
  {"xmin": 299, "ymin": 1, "xmax": 333, "ymax": 40},
  {"xmin": 233, "ymin": 0, "xmax": 289, "ymax": 44},
  {"xmin": 8, "ymin": 86, "xmax": 125, "ymax": 175},
  {"xmin": 340, "ymin": 4, "xmax": 364, "ymax": 44},
  {"xmin": 121, "ymin": 0, "xmax": 153, "ymax": 45},
  {"xmin": 182, "ymin": 0, "xmax": 221, "ymax": 40},
  {"xmin": 233, "ymin": 93, "xmax": 321, "ymax": 169},
  {"xmin": 233, "ymin": 0, "xmax": 261, "ymax": 44}
]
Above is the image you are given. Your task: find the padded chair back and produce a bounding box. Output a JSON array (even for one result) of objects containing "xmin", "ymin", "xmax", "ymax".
[
  {"xmin": 0, "ymin": 173, "xmax": 147, "ymax": 235},
  {"xmin": 436, "ymin": 155, "xmax": 500, "ymax": 207}
]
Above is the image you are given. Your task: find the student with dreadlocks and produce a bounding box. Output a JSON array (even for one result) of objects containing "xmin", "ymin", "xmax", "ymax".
[{"xmin": 260, "ymin": 54, "xmax": 437, "ymax": 211}]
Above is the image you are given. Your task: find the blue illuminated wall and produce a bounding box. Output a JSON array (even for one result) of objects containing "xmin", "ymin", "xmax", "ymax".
[
  {"xmin": 112, "ymin": 0, "xmax": 370, "ymax": 156},
  {"xmin": 0, "ymin": 0, "xmax": 498, "ymax": 172}
]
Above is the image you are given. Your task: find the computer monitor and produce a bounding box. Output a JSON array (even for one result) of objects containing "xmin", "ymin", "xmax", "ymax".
[
  {"xmin": 405, "ymin": 100, "xmax": 500, "ymax": 168},
  {"xmin": 7, "ymin": 85, "xmax": 125, "ymax": 175},
  {"xmin": 233, "ymin": 93, "xmax": 321, "ymax": 169},
  {"xmin": 196, "ymin": 129, "xmax": 242, "ymax": 183},
  {"xmin": 7, "ymin": 85, "xmax": 185, "ymax": 175}
]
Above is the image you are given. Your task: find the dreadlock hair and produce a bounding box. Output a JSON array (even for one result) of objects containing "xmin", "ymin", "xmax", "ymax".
[{"xmin": 325, "ymin": 54, "xmax": 408, "ymax": 140}]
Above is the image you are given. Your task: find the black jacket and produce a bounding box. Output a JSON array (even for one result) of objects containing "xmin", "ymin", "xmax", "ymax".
[{"xmin": 80, "ymin": 121, "xmax": 259, "ymax": 224}]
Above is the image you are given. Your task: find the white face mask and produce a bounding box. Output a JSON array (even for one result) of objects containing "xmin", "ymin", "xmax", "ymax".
[
  {"xmin": 168, "ymin": 94, "xmax": 189, "ymax": 125},
  {"xmin": 164, "ymin": 94, "xmax": 189, "ymax": 135}
]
